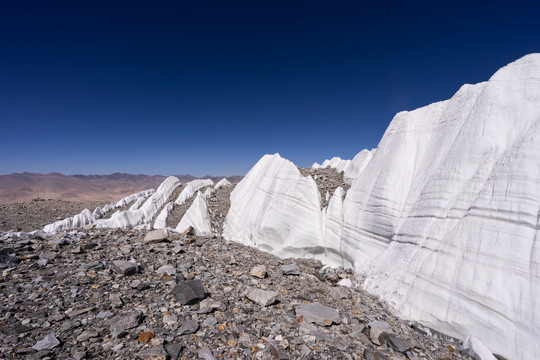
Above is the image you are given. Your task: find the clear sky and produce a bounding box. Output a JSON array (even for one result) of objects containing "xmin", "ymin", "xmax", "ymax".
[{"xmin": 1, "ymin": 1, "xmax": 538, "ymax": 176}]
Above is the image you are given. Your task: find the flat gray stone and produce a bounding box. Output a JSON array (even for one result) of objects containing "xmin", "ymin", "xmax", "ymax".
[
  {"xmin": 387, "ymin": 334, "xmax": 411, "ymax": 353},
  {"xmin": 77, "ymin": 328, "xmax": 99, "ymax": 341},
  {"xmin": 110, "ymin": 260, "xmax": 137, "ymax": 276},
  {"xmin": 109, "ymin": 311, "xmax": 143, "ymax": 338},
  {"xmin": 198, "ymin": 298, "xmax": 224, "ymax": 313},
  {"xmin": 177, "ymin": 319, "xmax": 199, "ymax": 335},
  {"xmin": 246, "ymin": 288, "xmax": 279, "ymax": 307},
  {"xmin": 281, "ymin": 263, "xmax": 300, "ymax": 275},
  {"xmin": 144, "ymin": 229, "xmax": 168, "ymax": 244},
  {"xmin": 165, "ymin": 342, "xmax": 184, "ymax": 360},
  {"xmin": 156, "ymin": 264, "xmax": 176, "ymax": 276},
  {"xmin": 198, "ymin": 347, "xmax": 217, "ymax": 360},
  {"xmin": 172, "ymin": 280, "xmax": 205, "ymax": 305},
  {"xmin": 163, "ymin": 314, "xmax": 178, "ymax": 326},
  {"xmin": 295, "ymin": 302, "xmax": 340, "ymax": 326},
  {"xmin": 110, "ymin": 293, "xmax": 123, "ymax": 308},
  {"xmin": 136, "ymin": 345, "xmax": 168, "ymax": 359},
  {"xmin": 250, "ymin": 265, "xmax": 267, "ymax": 279},
  {"xmin": 33, "ymin": 333, "xmax": 60, "ymax": 351},
  {"xmin": 368, "ymin": 321, "xmax": 394, "ymax": 345},
  {"xmin": 329, "ymin": 286, "xmax": 349, "ymax": 300}
]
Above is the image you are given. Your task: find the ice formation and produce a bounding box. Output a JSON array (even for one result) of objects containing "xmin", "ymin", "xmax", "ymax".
[
  {"xmin": 40, "ymin": 54, "xmax": 540, "ymax": 359},
  {"xmin": 314, "ymin": 151, "xmax": 374, "ymax": 184},
  {"xmin": 175, "ymin": 179, "xmax": 214, "ymax": 205},
  {"xmin": 95, "ymin": 176, "xmax": 181, "ymax": 229},
  {"xmin": 224, "ymin": 153, "xmax": 347, "ymax": 266},
  {"xmin": 175, "ymin": 191, "xmax": 212, "ymax": 235},
  {"xmin": 43, "ymin": 209, "xmax": 96, "ymax": 233},
  {"xmin": 44, "ymin": 188, "xmax": 154, "ymax": 232},
  {"xmin": 214, "ymin": 178, "xmax": 232, "ymax": 188},
  {"xmin": 224, "ymin": 54, "xmax": 540, "ymax": 360},
  {"xmin": 153, "ymin": 202, "xmax": 174, "ymax": 229}
]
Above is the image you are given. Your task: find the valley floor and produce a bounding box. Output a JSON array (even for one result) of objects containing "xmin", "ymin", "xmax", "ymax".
[
  {"xmin": 0, "ymin": 227, "xmax": 470, "ymax": 359},
  {"xmin": 0, "ymin": 200, "xmax": 106, "ymax": 232}
]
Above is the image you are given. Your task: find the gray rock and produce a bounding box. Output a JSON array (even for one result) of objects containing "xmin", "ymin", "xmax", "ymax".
[
  {"xmin": 163, "ymin": 314, "xmax": 178, "ymax": 326},
  {"xmin": 281, "ymin": 263, "xmax": 300, "ymax": 275},
  {"xmin": 368, "ymin": 321, "xmax": 394, "ymax": 345},
  {"xmin": 33, "ymin": 333, "xmax": 60, "ymax": 351},
  {"xmin": 96, "ymin": 310, "xmax": 114, "ymax": 319},
  {"xmin": 165, "ymin": 342, "xmax": 184, "ymax": 360},
  {"xmin": 40, "ymin": 251, "xmax": 57, "ymax": 260},
  {"xmin": 268, "ymin": 339, "xmax": 289, "ymax": 359},
  {"xmin": 156, "ymin": 264, "xmax": 176, "ymax": 276},
  {"xmin": 172, "ymin": 280, "xmax": 205, "ymax": 305},
  {"xmin": 246, "ymin": 288, "xmax": 279, "ymax": 307},
  {"xmin": 364, "ymin": 349, "xmax": 389, "ymax": 360},
  {"xmin": 198, "ymin": 346, "xmax": 217, "ymax": 360},
  {"xmin": 295, "ymin": 302, "xmax": 340, "ymax": 326},
  {"xmin": 202, "ymin": 316, "xmax": 217, "ymax": 327},
  {"xmin": 387, "ymin": 334, "xmax": 411, "ymax": 353},
  {"xmin": 177, "ymin": 319, "xmax": 199, "ymax": 335},
  {"xmin": 77, "ymin": 328, "xmax": 99, "ymax": 341},
  {"xmin": 109, "ymin": 311, "xmax": 143, "ymax": 338},
  {"xmin": 198, "ymin": 298, "xmax": 224, "ymax": 313},
  {"xmin": 110, "ymin": 293, "xmax": 123, "ymax": 308},
  {"xmin": 250, "ymin": 264, "xmax": 267, "ymax": 278},
  {"xmin": 0, "ymin": 248, "xmax": 17, "ymax": 265},
  {"xmin": 329, "ymin": 286, "xmax": 348, "ymax": 300},
  {"xmin": 110, "ymin": 260, "xmax": 137, "ymax": 276},
  {"xmin": 136, "ymin": 345, "xmax": 168, "ymax": 359},
  {"xmin": 144, "ymin": 229, "xmax": 168, "ymax": 244}
]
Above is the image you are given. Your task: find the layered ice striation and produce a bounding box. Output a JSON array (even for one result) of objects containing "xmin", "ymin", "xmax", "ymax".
[
  {"xmin": 313, "ymin": 151, "xmax": 374, "ymax": 184},
  {"xmin": 224, "ymin": 54, "xmax": 540, "ymax": 360},
  {"xmin": 223, "ymin": 153, "xmax": 350, "ymax": 266}
]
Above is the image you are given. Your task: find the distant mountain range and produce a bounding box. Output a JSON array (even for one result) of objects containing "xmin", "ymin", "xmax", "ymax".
[{"xmin": 0, "ymin": 172, "xmax": 243, "ymax": 203}]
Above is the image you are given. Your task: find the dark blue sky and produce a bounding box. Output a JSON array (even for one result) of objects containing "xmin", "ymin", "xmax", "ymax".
[{"xmin": 1, "ymin": 1, "xmax": 538, "ymax": 176}]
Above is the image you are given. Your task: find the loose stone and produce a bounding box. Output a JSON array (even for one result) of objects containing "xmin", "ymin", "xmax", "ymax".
[
  {"xmin": 295, "ymin": 302, "xmax": 340, "ymax": 326},
  {"xmin": 281, "ymin": 263, "xmax": 300, "ymax": 275},
  {"xmin": 245, "ymin": 288, "xmax": 279, "ymax": 307},
  {"xmin": 250, "ymin": 264, "xmax": 267, "ymax": 279},
  {"xmin": 110, "ymin": 260, "xmax": 137, "ymax": 276},
  {"xmin": 33, "ymin": 333, "xmax": 61, "ymax": 351},
  {"xmin": 172, "ymin": 280, "xmax": 206, "ymax": 305}
]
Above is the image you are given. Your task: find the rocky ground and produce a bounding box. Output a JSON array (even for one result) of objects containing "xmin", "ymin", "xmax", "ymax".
[
  {"xmin": 0, "ymin": 200, "xmax": 106, "ymax": 232},
  {"xmin": 165, "ymin": 186, "xmax": 211, "ymax": 229},
  {"xmin": 298, "ymin": 168, "xmax": 350, "ymax": 208},
  {"xmin": 207, "ymin": 185, "xmax": 234, "ymax": 235},
  {"xmin": 0, "ymin": 227, "xmax": 470, "ymax": 360}
]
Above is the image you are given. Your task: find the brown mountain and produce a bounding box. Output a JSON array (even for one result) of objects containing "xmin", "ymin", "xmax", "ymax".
[{"xmin": 0, "ymin": 172, "xmax": 243, "ymax": 204}]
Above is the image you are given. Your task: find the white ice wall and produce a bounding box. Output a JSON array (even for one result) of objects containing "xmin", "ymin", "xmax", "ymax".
[
  {"xmin": 225, "ymin": 54, "xmax": 540, "ymax": 360},
  {"xmin": 223, "ymin": 153, "xmax": 348, "ymax": 266}
]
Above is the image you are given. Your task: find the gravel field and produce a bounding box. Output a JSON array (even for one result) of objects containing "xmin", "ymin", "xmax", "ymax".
[{"xmin": 0, "ymin": 200, "xmax": 106, "ymax": 232}]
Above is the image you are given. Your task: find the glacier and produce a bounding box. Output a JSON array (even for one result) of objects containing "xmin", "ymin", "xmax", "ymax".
[
  {"xmin": 39, "ymin": 54, "xmax": 540, "ymax": 359},
  {"xmin": 224, "ymin": 54, "xmax": 540, "ymax": 360}
]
